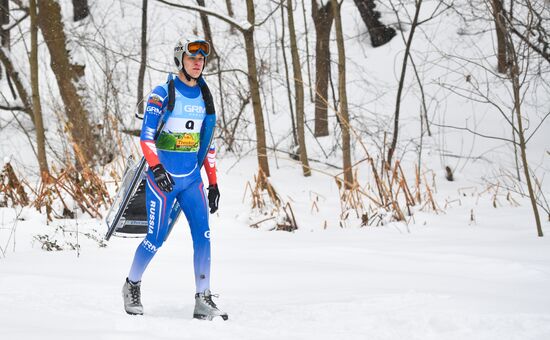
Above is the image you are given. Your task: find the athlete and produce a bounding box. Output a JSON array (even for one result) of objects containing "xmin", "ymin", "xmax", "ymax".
[{"xmin": 122, "ymin": 37, "xmax": 227, "ymax": 321}]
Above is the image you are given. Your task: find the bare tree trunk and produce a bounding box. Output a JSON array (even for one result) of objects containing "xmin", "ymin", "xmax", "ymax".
[
  {"xmin": 301, "ymin": 0, "xmax": 314, "ymax": 103},
  {"xmin": 0, "ymin": 0, "xmax": 9, "ymax": 47},
  {"xmin": 225, "ymin": 0, "xmax": 236, "ymax": 34},
  {"xmin": 215, "ymin": 55, "xmax": 228, "ymax": 142},
  {"xmin": 353, "ymin": 0, "xmax": 396, "ymax": 47},
  {"xmin": 0, "ymin": 48, "xmax": 33, "ymax": 118},
  {"xmin": 245, "ymin": 0, "xmax": 270, "ymax": 178},
  {"xmin": 288, "ymin": 0, "xmax": 311, "ymax": 176},
  {"xmin": 312, "ymin": 0, "xmax": 334, "ymax": 137},
  {"xmin": 511, "ymin": 72, "xmax": 543, "ymax": 237},
  {"xmin": 137, "ymin": 0, "xmax": 148, "ymax": 116},
  {"xmin": 387, "ymin": 0, "xmax": 422, "ymax": 167},
  {"xmin": 511, "ymin": 100, "xmax": 521, "ymax": 182},
  {"xmin": 38, "ymin": 0, "xmax": 97, "ymax": 168},
  {"xmin": 29, "ymin": 0, "xmax": 49, "ymax": 180},
  {"xmin": 507, "ymin": 28, "xmax": 543, "ymax": 237},
  {"xmin": 389, "ymin": 2, "xmax": 431, "ymax": 175},
  {"xmin": 490, "ymin": 0, "xmax": 508, "ymax": 73},
  {"xmin": 280, "ymin": 4, "xmax": 298, "ymax": 147},
  {"xmin": 196, "ymin": 0, "xmax": 218, "ymax": 62},
  {"xmin": 331, "ymin": 0, "xmax": 353, "ymax": 188},
  {"xmin": 72, "ymin": 0, "xmax": 89, "ymax": 22}
]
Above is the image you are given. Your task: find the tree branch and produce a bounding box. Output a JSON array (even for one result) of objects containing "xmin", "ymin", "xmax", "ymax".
[
  {"xmin": 0, "ymin": 104, "xmax": 25, "ymax": 111},
  {"xmin": 525, "ymin": 111, "xmax": 550, "ymax": 144},
  {"xmin": 254, "ymin": 1, "xmax": 283, "ymax": 27},
  {"xmin": 3, "ymin": 12, "xmax": 29, "ymax": 31},
  {"xmin": 156, "ymin": 0, "xmax": 250, "ymax": 32},
  {"xmin": 416, "ymin": 1, "xmax": 453, "ymax": 26},
  {"xmin": 431, "ymin": 122, "xmax": 518, "ymax": 145},
  {"xmin": 503, "ymin": 15, "xmax": 550, "ymax": 65}
]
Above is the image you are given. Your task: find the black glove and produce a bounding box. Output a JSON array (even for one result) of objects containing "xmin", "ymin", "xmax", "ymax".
[
  {"xmin": 151, "ymin": 164, "xmax": 174, "ymax": 192},
  {"xmin": 207, "ymin": 184, "xmax": 220, "ymax": 213}
]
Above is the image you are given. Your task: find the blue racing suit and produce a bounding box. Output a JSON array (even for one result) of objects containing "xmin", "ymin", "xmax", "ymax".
[{"xmin": 127, "ymin": 75, "xmax": 217, "ymax": 293}]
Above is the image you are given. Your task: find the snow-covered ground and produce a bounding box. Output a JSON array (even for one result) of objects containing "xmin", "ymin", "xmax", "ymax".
[{"xmin": 1, "ymin": 156, "xmax": 549, "ymax": 340}]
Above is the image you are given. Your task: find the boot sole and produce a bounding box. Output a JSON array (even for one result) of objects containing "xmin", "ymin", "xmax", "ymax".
[
  {"xmin": 125, "ymin": 309, "xmax": 144, "ymax": 315},
  {"xmin": 193, "ymin": 313, "xmax": 228, "ymax": 321}
]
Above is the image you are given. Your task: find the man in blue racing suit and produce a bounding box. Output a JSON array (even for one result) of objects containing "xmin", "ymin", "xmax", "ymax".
[{"xmin": 122, "ymin": 37, "xmax": 227, "ymax": 321}]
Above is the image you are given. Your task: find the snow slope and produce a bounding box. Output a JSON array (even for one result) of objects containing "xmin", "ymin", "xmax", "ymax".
[{"xmin": 1, "ymin": 156, "xmax": 550, "ymax": 340}]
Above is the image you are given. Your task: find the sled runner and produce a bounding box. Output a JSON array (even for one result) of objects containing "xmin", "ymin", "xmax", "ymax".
[
  {"xmin": 104, "ymin": 157, "xmax": 147, "ymax": 237},
  {"xmin": 104, "ymin": 76, "xmax": 176, "ymax": 240}
]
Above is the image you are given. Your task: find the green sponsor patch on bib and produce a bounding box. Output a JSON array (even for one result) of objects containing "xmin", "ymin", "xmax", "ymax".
[{"xmin": 157, "ymin": 131, "xmax": 199, "ymax": 152}]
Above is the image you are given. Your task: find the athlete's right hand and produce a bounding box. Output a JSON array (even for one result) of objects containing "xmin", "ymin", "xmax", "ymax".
[{"xmin": 151, "ymin": 164, "xmax": 175, "ymax": 192}]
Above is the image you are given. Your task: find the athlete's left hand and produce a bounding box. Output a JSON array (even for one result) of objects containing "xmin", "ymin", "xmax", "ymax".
[{"xmin": 207, "ymin": 184, "xmax": 220, "ymax": 214}]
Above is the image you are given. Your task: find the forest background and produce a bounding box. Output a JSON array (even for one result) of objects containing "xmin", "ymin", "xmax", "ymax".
[{"xmin": 0, "ymin": 1, "xmax": 549, "ymax": 338}]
